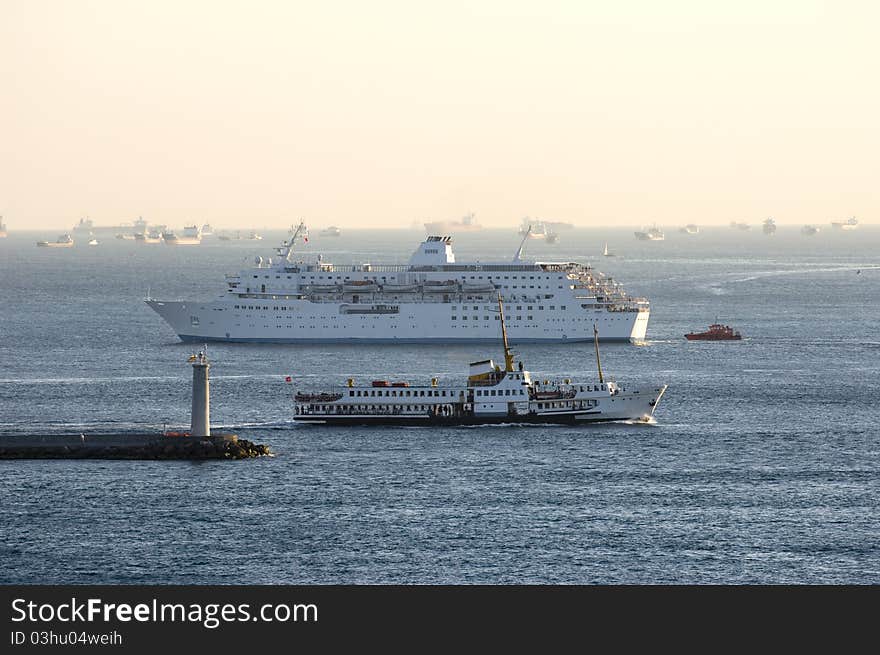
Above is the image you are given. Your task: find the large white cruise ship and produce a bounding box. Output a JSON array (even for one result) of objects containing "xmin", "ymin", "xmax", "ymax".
[{"xmin": 146, "ymin": 225, "xmax": 650, "ymax": 343}]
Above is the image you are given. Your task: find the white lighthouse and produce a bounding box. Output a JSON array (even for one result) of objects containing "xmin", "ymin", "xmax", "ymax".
[{"xmin": 189, "ymin": 350, "xmax": 211, "ymax": 437}]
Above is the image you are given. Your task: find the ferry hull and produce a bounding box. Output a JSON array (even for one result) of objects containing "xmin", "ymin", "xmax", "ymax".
[{"xmin": 294, "ymin": 413, "xmax": 643, "ymax": 426}]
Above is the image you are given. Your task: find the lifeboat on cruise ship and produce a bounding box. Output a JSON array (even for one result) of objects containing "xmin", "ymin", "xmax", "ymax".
[
  {"xmin": 342, "ymin": 281, "xmax": 379, "ymax": 293},
  {"xmin": 422, "ymin": 280, "xmax": 459, "ymax": 292},
  {"xmin": 381, "ymin": 283, "xmax": 420, "ymax": 293},
  {"xmin": 462, "ymin": 282, "xmax": 496, "ymax": 293},
  {"xmin": 303, "ymin": 284, "xmax": 341, "ymax": 293}
]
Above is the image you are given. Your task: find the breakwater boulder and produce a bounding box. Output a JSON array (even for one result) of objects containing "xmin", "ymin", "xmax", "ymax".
[{"xmin": 0, "ymin": 433, "xmax": 272, "ymax": 460}]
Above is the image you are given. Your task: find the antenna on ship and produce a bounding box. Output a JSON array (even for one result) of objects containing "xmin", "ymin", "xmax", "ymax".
[
  {"xmin": 281, "ymin": 220, "xmax": 308, "ymax": 263},
  {"xmin": 497, "ymin": 293, "xmax": 515, "ymax": 372},
  {"xmin": 512, "ymin": 226, "xmax": 532, "ymax": 263},
  {"xmin": 593, "ymin": 323, "xmax": 605, "ymax": 384}
]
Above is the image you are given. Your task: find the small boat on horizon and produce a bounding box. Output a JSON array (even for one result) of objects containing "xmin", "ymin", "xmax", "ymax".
[
  {"xmin": 634, "ymin": 225, "xmax": 664, "ymax": 241},
  {"xmin": 679, "ymin": 224, "xmax": 700, "ymax": 235},
  {"xmin": 136, "ymin": 227, "xmax": 164, "ymax": 243},
  {"xmin": 801, "ymin": 225, "xmax": 820, "ymax": 236},
  {"xmin": 163, "ymin": 225, "xmax": 202, "ymax": 245},
  {"xmin": 831, "ymin": 216, "xmax": 858, "ymax": 231},
  {"xmin": 763, "ymin": 218, "xmax": 777, "ymax": 235},
  {"xmin": 37, "ymin": 234, "xmax": 75, "ymax": 248},
  {"xmin": 730, "ymin": 221, "xmax": 750, "ymax": 231},
  {"xmin": 519, "ymin": 217, "xmax": 552, "ymax": 239},
  {"xmin": 602, "ymin": 242, "xmax": 615, "ymax": 257},
  {"xmin": 320, "ymin": 226, "xmax": 342, "ymax": 237},
  {"xmin": 425, "ymin": 212, "xmax": 482, "ymax": 233},
  {"xmin": 685, "ymin": 323, "xmax": 742, "ymax": 341}
]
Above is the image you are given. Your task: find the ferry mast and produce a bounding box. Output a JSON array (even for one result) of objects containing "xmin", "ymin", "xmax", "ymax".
[{"xmin": 497, "ymin": 294, "xmax": 515, "ymax": 372}]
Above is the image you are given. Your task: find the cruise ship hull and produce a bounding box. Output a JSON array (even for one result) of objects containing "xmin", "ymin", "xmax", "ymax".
[{"xmin": 147, "ymin": 299, "xmax": 649, "ymax": 343}]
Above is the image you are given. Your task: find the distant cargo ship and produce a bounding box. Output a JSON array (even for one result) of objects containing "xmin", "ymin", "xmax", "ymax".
[
  {"xmin": 320, "ymin": 226, "xmax": 342, "ymax": 237},
  {"xmin": 519, "ymin": 217, "xmax": 559, "ymax": 243},
  {"xmin": 163, "ymin": 225, "xmax": 202, "ymax": 245},
  {"xmin": 37, "ymin": 234, "xmax": 74, "ymax": 248},
  {"xmin": 0, "ymin": 216, "xmax": 7, "ymax": 238},
  {"xmin": 762, "ymin": 218, "xmax": 777, "ymax": 235},
  {"xmin": 801, "ymin": 225, "xmax": 820, "ymax": 236},
  {"xmin": 831, "ymin": 216, "xmax": 858, "ymax": 231},
  {"xmin": 679, "ymin": 224, "xmax": 699, "ymax": 234},
  {"xmin": 424, "ymin": 212, "xmax": 482, "ymax": 233},
  {"xmin": 135, "ymin": 227, "xmax": 164, "ymax": 244},
  {"xmin": 730, "ymin": 221, "xmax": 750, "ymax": 231},
  {"xmin": 634, "ymin": 225, "xmax": 664, "ymax": 241},
  {"xmin": 74, "ymin": 216, "xmax": 147, "ymax": 237}
]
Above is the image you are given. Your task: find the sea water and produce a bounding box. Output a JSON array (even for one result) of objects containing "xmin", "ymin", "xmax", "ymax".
[{"xmin": 0, "ymin": 226, "xmax": 877, "ymax": 583}]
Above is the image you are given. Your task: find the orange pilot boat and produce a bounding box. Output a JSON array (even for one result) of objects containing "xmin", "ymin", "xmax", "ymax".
[{"xmin": 685, "ymin": 323, "xmax": 742, "ymax": 341}]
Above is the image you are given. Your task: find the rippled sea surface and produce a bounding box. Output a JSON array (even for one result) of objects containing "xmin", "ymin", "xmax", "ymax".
[{"xmin": 1, "ymin": 226, "xmax": 878, "ymax": 583}]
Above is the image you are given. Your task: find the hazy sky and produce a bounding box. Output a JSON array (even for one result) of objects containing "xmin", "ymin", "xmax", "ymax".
[{"xmin": 1, "ymin": 0, "xmax": 877, "ymax": 229}]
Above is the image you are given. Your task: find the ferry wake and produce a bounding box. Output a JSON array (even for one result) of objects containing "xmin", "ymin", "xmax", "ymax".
[
  {"xmin": 147, "ymin": 223, "xmax": 650, "ymax": 344},
  {"xmin": 293, "ymin": 296, "xmax": 666, "ymax": 426}
]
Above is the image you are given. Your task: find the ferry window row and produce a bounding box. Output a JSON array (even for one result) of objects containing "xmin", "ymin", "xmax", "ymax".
[
  {"xmin": 350, "ymin": 389, "xmax": 457, "ymax": 397},
  {"xmin": 302, "ymin": 404, "xmax": 453, "ymax": 413},
  {"xmin": 475, "ymin": 389, "xmax": 525, "ymax": 396},
  {"xmin": 453, "ymin": 316, "xmax": 534, "ymax": 321}
]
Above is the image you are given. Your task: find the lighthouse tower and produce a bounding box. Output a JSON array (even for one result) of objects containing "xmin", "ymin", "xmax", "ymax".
[{"xmin": 190, "ymin": 350, "xmax": 211, "ymax": 437}]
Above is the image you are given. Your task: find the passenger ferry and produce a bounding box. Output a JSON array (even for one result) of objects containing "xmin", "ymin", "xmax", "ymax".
[
  {"xmin": 293, "ymin": 297, "xmax": 666, "ymax": 426},
  {"xmin": 146, "ymin": 223, "xmax": 651, "ymax": 343}
]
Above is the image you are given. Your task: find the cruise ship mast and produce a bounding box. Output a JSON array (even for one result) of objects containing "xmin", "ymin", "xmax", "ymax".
[
  {"xmin": 512, "ymin": 226, "xmax": 532, "ymax": 263},
  {"xmin": 278, "ymin": 221, "xmax": 309, "ymax": 263}
]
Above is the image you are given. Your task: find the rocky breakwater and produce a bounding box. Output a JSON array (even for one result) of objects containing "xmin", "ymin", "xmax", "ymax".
[{"xmin": 0, "ymin": 433, "xmax": 272, "ymax": 460}]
